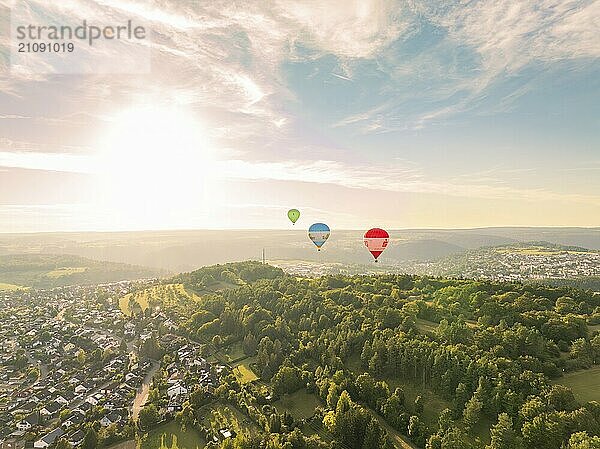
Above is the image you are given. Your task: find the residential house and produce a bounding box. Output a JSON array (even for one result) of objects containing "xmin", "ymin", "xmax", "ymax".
[
  {"xmin": 167, "ymin": 384, "xmax": 187, "ymax": 398},
  {"xmin": 68, "ymin": 430, "xmax": 85, "ymax": 447},
  {"xmin": 34, "ymin": 428, "xmax": 64, "ymax": 449},
  {"xmin": 16, "ymin": 413, "xmax": 39, "ymax": 432},
  {"xmin": 61, "ymin": 411, "xmax": 84, "ymax": 429},
  {"xmin": 40, "ymin": 402, "xmax": 61, "ymax": 419},
  {"xmin": 99, "ymin": 412, "xmax": 121, "ymax": 427}
]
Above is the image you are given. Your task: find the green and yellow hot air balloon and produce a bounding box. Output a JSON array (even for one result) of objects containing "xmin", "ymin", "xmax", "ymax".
[{"xmin": 287, "ymin": 209, "xmax": 300, "ymax": 225}]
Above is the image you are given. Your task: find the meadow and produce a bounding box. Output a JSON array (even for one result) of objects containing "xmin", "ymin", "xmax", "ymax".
[
  {"xmin": 273, "ymin": 390, "xmax": 322, "ymax": 420},
  {"xmin": 140, "ymin": 421, "xmax": 205, "ymax": 449},
  {"xmin": 232, "ymin": 363, "xmax": 259, "ymax": 384},
  {"xmin": 119, "ymin": 283, "xmax": 198, "ymax": 316},
  {"xmin": 556, "ymin": 366, "xmax": 600, "ymax": 402},
  {"xmin": 0, "ymin": 282, "xmax": 24, "ymax": 291}
]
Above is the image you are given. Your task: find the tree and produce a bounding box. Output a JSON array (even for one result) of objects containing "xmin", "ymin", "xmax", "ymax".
[
  {"xmin": 269, "ymin": 413, "xmax": 282, "ymax": 433},
  {"xmin": 571, "ymin": 338, "xmax": 594, "ymax": 368},
  {"xmin": 486, "ymin": 413, "xmax": 523, "ymax": 449},
  {"xmin": 415, "ymin": 395, "xmax": 424, "ymax": 415},
  {"xmin": 566, "ymin": 432, "xmax": 600, "ymax": 449},
  {"xmin": 272, "ymin": 366, "xmax": 304, "ymax": 396},
  {"xmin": 453, "ymin": 383, "xmax": 470, "ymax": 416},
  {"xmin": 82, "ymin": 428, "xmax": 98, "ymax": 449},
  {"xmin": 76, "ymin": 349, "xmax": 86, "ymax": 365},
  {"xmin": 54, "ymin": 439, "xmax": 72, "ymax": 449},
  {"xmin": 408, "ymin": 415, "xmax": 426, "ymax": 447},
  {"xmin": 440, "ymin": 427, "xmax": 472, "ymax": 449},
  {"xmin": 546, "ymin": 385, "xmax": 578, "ymax": 412},
  {"xmin": 521, "ymin": 414, "xmax": 565, "ymax": 449},
  {"xmin": 438, "ymin": 408, "xmax": 454, "ymax": 433},
  {"xmin": 463, "ymin": 395, "xmax": 483, "ymax": 429},
  {"xmin": 140, "ymin": 336, "xmax": 164, "ymax": 360},
  {"xmin": 243, "ymin": 333, "xmax": 258, "ymax": 355},
  {"xmin": 139, "ymin": 404, "xmax": 161, "ymax": 430}
]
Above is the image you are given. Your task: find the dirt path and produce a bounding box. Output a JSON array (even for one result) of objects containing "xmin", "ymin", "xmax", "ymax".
[{"xmin": 132, "ymin": 361, "xmax": 160, "ymax": 420}]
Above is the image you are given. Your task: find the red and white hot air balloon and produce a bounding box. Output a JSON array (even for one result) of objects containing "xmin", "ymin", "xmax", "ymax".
[{"xmin": 364, "ymin": 228, "xmax": 389, "ymax": 262}]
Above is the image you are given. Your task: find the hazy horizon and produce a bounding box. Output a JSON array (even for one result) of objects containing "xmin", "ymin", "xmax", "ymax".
[
  {"xmin": 0, "ymin": 225, "xmax": 598, "ymax": 238},
  {"xmin": 1, "ymin": 227, "xmax": 597, "ymax": 273}
]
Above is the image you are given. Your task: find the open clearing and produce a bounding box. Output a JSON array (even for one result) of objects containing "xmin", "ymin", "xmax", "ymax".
[
  {"xmin": 385, "ymin": 377, "xmax": 452, "ymax": 427},
  {"xmin": 120, "ymin": 283, "xmax": 198, "ymax": 316},
  {"xmin": 202, "ymin": 403, "xmax": 259, "ymax": 435},
  {"xmin": 555, "ymin": 366, "xmax": 600, "ymax": 402},
  {"xmin": 273, "ymin": 390, "xmax": 322, "ymax": 419},
  {"xmin": 220, "ymin": 341, "xmax": 246, "ymax": 363},
  {"xmin": 415, "ymin": 318, "xmax": 439, "ymax": 333},
  {"xmin": 141, "ymin": 421, "xmax": 205, "ymax": 449},
  {"xmin": 45, "ymin": 267, "xmax": 88, "ymax": 278},
  {"xmin": 0, "ymin": 282, "xmax": 24, "ymax": 291},
  {"xmin": 233, "ymin": 363, "xmax": 258, "ymax": 384}
]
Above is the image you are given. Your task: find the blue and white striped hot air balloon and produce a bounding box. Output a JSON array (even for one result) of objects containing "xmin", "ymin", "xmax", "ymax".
[{"xmin": 308, "ymin": 223, "xmax": 330, "ymax": 251}]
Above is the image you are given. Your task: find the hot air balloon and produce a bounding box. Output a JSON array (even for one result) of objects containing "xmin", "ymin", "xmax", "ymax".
[
  {"xmin": 287, "ymin": 209, "xmax": 300, "ymax": 225},
  {"xmin": 364, "ymin": 228, "xmax": 389, "ymax": 262},
  {"xmin": 308, "ymin": 223, "xmax": 330, "ymax": 251}
]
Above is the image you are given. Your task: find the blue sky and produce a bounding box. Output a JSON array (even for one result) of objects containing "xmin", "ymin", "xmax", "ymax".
[{"xmin": 0, "ymin": 0, "xmax": 598, "ymax": 232}]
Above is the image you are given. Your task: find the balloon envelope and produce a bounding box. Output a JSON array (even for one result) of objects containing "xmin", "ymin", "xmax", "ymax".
[
  {"xmin": 364, "ymin": 228, "xmax": 389, "ymax": 261},
  {"xmin": 308, "ymin": 223, "xmax": 330, "ymax": 250},
  {"xmin": 287, "ymin": 209, "xmax": 300, "ymax": 224}
]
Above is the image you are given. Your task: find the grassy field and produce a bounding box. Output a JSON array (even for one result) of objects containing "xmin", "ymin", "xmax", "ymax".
[
  {"xmin": 232, "ymin": 363, "xmax": 259, "ymax": 384},
  {"xmin": 119, "ymin": 283, "xmax": 198, "ymax": 316},
  {"xmin": 202, "ymin": 403, "xmax": 258, "ymax": 435},
  {"xmin": 220, "ymin": 341, "xmax": 247, "ymax": 363},
  {"xmin": 385, "ymin": 377, "xmax": 452, "ymax": 428},
  {"xmin": 0, "ymin": 282, "xmax": 24, "ymax": 291},
  {"xmin": 415, "ymin": 318, "xmax": 439, "ymax": 333},
  {"xmin": 106, "ymin": 441, "xmax": 136, "ymax": 449},
  {"xmin": 273, "ymin": 390, "xmax": 322, "ymax": 419},
  {"xmin": 555, "ymin": 366, "xmax": 600, "ymax": 402},
  {"xmin": 588, "ymin": 323, "xmax": 600, "ymax": 333},
  {"xmin": 346, "ymin": 355, "xmax": 452, "ymax": 432},
  {"xmin": 141, "ymin": 421, "xmax": 205, "ymax": 449},
  {"xmin": 119, "ymin": 291, "xmax": 150, "ymax": 316},
  {"xmin": 496, "ymin": 246, "xmax": 593, "ymax": 256},
  {"xmin": 45, "ymin": 267, "xmax": 88, "ymax": 278}
]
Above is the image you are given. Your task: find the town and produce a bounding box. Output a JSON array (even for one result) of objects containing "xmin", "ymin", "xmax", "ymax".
[
  {"xmin": 0, "ymin": 282, "xmax": 222, "ymax": 449},
  {"xmin": 414, "ymin": 245, "xmax": 600, "ymax": 284}
]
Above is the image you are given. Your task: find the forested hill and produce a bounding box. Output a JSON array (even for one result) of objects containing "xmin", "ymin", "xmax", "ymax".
[
  {"xmin": 173, "ymin": 261, "xmax": 283, "ymax": 292},
  {"xmin": 151, "ymin": 261, "xmax": 600, "ymax": 449},
  {"xmin": 0, "ymin": 254, "xmax": 165, "ymax": 289}
]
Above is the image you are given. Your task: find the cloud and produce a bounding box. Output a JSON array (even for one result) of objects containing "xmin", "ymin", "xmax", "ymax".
[
  {"xmin": 277, "ymin": 0, "xmax": 406, "ymax": 58},
  {"xmin": 219, "ymin": 158, "xmax": 600, "ymax": 207},
  {"xmin": 329, "ymin": 0, "xmax": 600, "ymax": 131},
  {"xmin": 439, "ymin": 0, "xmax": 600, "ymax": 72},
  {"xmin": 1, "ymin": 142, "xmax": 598, "ymax": 208},
  {"xmin": 0, "ymin": 151, "xmax": 94, "ymax": 173},
  {"xmin": 0, "ymin": 0, "xmax": 597, "ymax": 232}
]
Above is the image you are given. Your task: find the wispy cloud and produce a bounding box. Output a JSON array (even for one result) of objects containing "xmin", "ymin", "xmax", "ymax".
[
  {"xmin": 330, "ymin": 0, "xmax": 600, "ymax": 131},
  {"xmin": 0, "ymin": 0, "xmax": 597, "ymax": 231}
]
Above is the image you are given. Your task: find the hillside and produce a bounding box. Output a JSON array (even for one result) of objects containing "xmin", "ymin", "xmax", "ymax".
[
  {"xmin": 0, "ymin": 254, "xmax": 166, "ymax": 289},
  {"xmin": 0, "ymin": 228, "xmax": 597, "ymax": 272},
  {"xmin": 134, "ymin": 261, "xmax": 600, "ymax": 449}
]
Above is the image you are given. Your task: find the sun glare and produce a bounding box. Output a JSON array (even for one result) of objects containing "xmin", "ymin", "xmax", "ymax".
[{"xmin": 94, "ymin": 105, "xmax": 215, "ymax": 228}]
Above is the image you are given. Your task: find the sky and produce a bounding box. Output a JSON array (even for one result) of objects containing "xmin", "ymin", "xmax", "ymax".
[{"xmin": 0, "ymin": 0, "xmax": 598, "ymax": 232}]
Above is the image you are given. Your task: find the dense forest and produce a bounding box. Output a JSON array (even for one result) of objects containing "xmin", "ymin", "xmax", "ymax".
[{"xmin": 144, "ymin": 261, "xmax": 600, "ymax": 449}]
